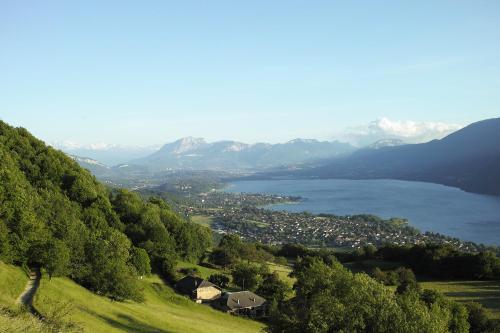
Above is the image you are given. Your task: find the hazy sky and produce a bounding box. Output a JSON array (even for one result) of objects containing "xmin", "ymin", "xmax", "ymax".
[{"xmin": 1, "ymin": 1, "xmax": 499, "ymax": 146}]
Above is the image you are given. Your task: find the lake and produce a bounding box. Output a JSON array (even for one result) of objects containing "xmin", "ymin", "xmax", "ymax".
[{"xmin": 225, "ymin": 179, "xmax": 500, "ymax": 245}]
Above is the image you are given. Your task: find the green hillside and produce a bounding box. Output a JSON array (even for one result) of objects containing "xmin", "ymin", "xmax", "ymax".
[
  {"xmin": 33, "ymin": 274, "xmax": 265, "ymax": 333},
  {"xmin": 0, "ymin": 261, "xmax": 27, "ymax": 307}
]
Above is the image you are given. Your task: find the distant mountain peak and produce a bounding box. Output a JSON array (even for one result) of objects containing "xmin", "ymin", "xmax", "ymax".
[
  {"xmin": 367, "ymin": 139, "xmax": 405, "ymax": 149},
  {"xmin": 68, "ymin": 154, "xmax": 109, "ymax": 168},
  {"xmin": 222, "ymin": 142, "xmax": 249, "ymax": 152},
  {"xmin": 165, "ymin": 137, "xmax": 207, "ymax": 154},
  {"xmin": 137, "ymin": 137, "xmax": 356, "ymax": 171},
  {"xmin": 287, "ymin": 138, "xmax": 320, "ymax": 144}
]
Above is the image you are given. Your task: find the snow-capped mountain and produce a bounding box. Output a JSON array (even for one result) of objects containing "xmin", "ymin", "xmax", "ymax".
[
  {"xmin": 68, "ymin": 154, "xmax": 110, "ymax": 175},
  {"xmin": 55, "ymin": 142, "xmax": 159, "ymax": 165}
]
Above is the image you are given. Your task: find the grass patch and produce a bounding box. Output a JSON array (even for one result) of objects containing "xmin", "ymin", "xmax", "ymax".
[
  {"xmin": 267, "ymin": 263, "xmax": 295, "ymax": 287},
  {"xmin": 420, "ymin": 280, "xmax": 500, "ymax": 320},
  {"xmin": 245, "ymin": 220, "xmax": 269, "ymax": 228},
  {"xmin": 0, "ymin": 309, "xmax": 48, "ymax": 333},
  {"xmin": 176, "ymin": 261, "xmax": 224, "ymax": 279},
  {"xmin": 34, "ymin": 274, "xmax": 264, "ymax": 333},
  {"xmin": 0, "ymin": 261, "xmax": 28, "ymax": 307},
  {"xmin": 190, "ymin": 215, "xmax": 214, "ymax": 227}
]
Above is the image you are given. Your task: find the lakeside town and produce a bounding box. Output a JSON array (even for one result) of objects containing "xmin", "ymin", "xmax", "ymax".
[{"xmin": 179, "ymin": 190, "xmax": 485, "ymax": 253}]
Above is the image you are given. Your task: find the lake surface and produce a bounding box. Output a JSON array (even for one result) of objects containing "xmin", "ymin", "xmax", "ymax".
[{"xmin": 225, "ymin": 179, "xmax": 500, "ymax": 245}]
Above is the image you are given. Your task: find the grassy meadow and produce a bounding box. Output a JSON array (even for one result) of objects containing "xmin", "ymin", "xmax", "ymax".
[
  {"xmin": 0, "ymin": 261, "xmax": 28, "ymax": 308},
  {"xmin": 33, "ymin": 274, "xmax": 265, "ymax": 333}
]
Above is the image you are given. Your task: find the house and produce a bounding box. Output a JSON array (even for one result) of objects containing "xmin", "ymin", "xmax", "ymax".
[
  {"xmin": 175, "ymin": 276, "xmax": 222, "ymax": 303},
  {"xmin": 213, "ymin": 291, "xmax": 267, "ymax": 318}
]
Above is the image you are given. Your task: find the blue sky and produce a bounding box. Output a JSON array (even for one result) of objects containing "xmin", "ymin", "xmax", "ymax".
[{"xmin": 1, "ymin": 1, "xmax": 499, "ymax": 146}]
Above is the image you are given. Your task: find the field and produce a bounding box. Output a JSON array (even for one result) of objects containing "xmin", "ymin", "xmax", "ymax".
[
  {"xmin": 420, "ymin": 280, "xmax": 500, "ymax": 320},
  {"xmin": 33, "ymin": 274, "xmax": 265, "ymax": 333},
  {"xmin": 190, "ymin": 215, "xmax": 214, "ymax": 227}
]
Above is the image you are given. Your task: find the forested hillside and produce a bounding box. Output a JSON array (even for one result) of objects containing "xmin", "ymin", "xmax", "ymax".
[{"xmin": 0, "ymin": 121, "xmax": 211, "ymax": 301}]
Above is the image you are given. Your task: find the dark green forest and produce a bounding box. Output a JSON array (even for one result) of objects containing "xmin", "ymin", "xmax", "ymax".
[{"xmin": 0, "ymin": 121, "xmax": 211, "ymax": 300}]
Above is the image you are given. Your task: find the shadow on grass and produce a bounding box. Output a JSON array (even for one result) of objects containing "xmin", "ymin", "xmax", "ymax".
[
  {"xmin": 84, "ymin": 309, "xmax": 173, "ymax": 333},
  {"xmin": 101, "ymin": 313, "xmax": 174, "ymax": 333}
]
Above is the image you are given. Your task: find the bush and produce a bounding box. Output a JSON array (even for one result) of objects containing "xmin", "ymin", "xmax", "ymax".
[
  {"xmin": 208, "ymin": 274, "xmax": 230, "ymax": 288},
  {"xmin": 179, "ymin": 267, "xmax": 199, "ymax": 276}
]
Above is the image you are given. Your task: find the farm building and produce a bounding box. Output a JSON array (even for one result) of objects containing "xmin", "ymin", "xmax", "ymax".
[{"xmin": 175, "ymin": 275, "xmax": 222, "ymax": 303}]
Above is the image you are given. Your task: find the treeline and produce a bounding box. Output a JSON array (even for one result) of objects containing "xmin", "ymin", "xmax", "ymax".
[
  {"xmin": 0, "ymin": 121, "xmax": 211, "ymax": 300},
  {"xmin": 273, "ymin": 242, "xmax": 500, "ymax": 281},
  {"xmin": 376, "ymin": 244, "xmax": 500, "ymax": 280}
]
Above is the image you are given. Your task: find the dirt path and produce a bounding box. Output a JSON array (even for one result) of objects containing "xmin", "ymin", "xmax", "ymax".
[{"xmin": 16, "ymin": 268, "xmax": 41, "ymax": 312}]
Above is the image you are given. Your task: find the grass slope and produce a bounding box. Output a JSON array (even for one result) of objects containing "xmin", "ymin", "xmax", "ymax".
[
  {"xmin": 34, "ymin": 274, "xmax": 265, "ymax": 333},
  {"xmin": 0, "ymin": 262, "xmax": 48, "ymax": 333},
  {"xmin": 0, "ymin": 261, "xmax": 28, "ymax": 308}
]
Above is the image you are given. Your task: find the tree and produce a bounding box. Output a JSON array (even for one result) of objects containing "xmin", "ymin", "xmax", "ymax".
[
  {"xmin": 363, "ymin": 244, "xmax": 377, "ymax": 259},
  {"xmin": 231, "ymin": 263, "xmax": 262, "ymax": 291},
  {"xmin": 256, "ymin": 272, "xmax": 291, "ymax": 304},
  {"xmin": 0, "ymin": 221, "xmax": 13, "ymax": 263},
  {"xmin": 208, "ymin": 247, "xmax": 238, "ymax": 267},
  {"xmin": 395, "ymin": 267, "xmax": 419, "ymax": 294},
  {"xmin": 129, "ymin": 246, "xmax": 151, "ymax": 276},
  {"xmin": 372, "ymin": 267, "xmax": 387, "ymax": 284},
  {"xmin": 464, "ymin": 302, "xmax": 498, "ymax": 333},
  {"xmin": 208, "ymin": 274, "xmax": 230, "ymax": 288},
  {"xmin": 43, "ymin": 240, "xmax": 70, "ymax": 279}
]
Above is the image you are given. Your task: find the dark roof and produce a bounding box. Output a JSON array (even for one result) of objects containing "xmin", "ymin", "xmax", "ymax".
[
  {"xmin": 176, "ymin": 275, "xmax": 220, "ymax": 294},
  {"xmin": 221, "ymin": 291, "xmax": 266, "ymax": 310}
]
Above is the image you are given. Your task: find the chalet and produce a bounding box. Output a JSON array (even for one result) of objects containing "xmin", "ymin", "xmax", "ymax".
[
  {"xmin": 175, "ymin": 276, "xmax": 222, "ymax": 303},
  {"xmin": 213, "ymin": 291, "xmax": 267, "ymax": 318}
]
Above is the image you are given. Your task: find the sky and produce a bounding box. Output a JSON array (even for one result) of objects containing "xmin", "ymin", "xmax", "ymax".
[{"xmin": 1, "ymin": 1, "xmax": 499, "ymax": 147}]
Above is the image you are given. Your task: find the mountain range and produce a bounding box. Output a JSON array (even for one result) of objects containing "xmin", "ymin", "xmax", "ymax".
[
  {"xmin": 288, "ymin": 118, "xmax": 500, "ymax": 195},
  {"xmin": 132, "ymin": 137, "xmax": 356, "ymax": 171},
  {"xmin": 69, "ymin": 118, "xmax": 500, "ymax": 196}
]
